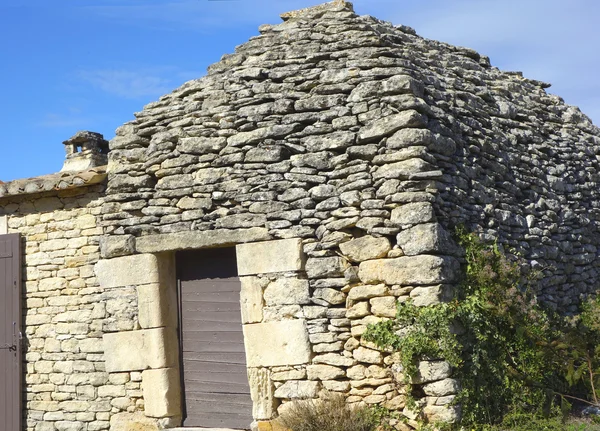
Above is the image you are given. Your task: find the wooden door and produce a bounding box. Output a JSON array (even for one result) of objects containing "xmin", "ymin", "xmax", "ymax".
[
  {"xmin": 0, "ymin": 234, "xmax": 22, "ymax": 431},
  {"xmin": 177, "ymin": 247, "xmax": 253, "ymax": 429}
]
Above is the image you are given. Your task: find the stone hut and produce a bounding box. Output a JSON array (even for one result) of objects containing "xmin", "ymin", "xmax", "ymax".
[{"xmin": 2, "ymin": 1, "xmax": 600, "ymax": 430}]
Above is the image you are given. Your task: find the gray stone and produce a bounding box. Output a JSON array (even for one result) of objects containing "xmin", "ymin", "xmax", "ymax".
[
  {"xmin": 339, "ymin": 235, "xmax": 391, "ymax": 262},
  {"xmin": 135, "ymin": 227, "xmax": 270, "ymax": 253},
  {"xmin": 237, "ymin": 238, "xmax": 304, "ymax": 276},
  {"xmin": 390, "ymin": 202, "xmax": 436, "ymax": 226},
  {"xmin": 243, "ymin": 320, "xmax": 311, "ymax": 367},
  {"xmin": 358, "ymin": 110, "xmax": 427, "ymax": 143},
  {"xmin": 264, "ymin": 278, "xmax": 310, "ymax": 305},
  {"xmin": 273, "ymin": 380, "xmax": 320, "ymax": 399},
  {"xmin": 307, "ymin": 364, "xmax": 345, "ymax": 380},
  {"xmin": 422, "ymin": 378, "xmax": 460, "ymax": 397},
  {"xmin": 358, "ymin": 255, "xmax": 460, "ymax": 286},
  {"xmin": 396, "ymin": 223, "xmax": 457, "ymax": 256},
  {"xmin": 305, "ymin": 256, "xmax": 350, "ymax": 278}
]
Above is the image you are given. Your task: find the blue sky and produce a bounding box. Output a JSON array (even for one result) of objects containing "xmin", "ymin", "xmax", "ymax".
[{"xmin": 1, "ymin": 0, "xmax": 598, "ymax": 181}]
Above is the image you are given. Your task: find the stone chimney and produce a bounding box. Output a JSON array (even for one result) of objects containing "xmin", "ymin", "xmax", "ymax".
[{"xmin": 61, "ymin": 131, "xmax": 109, "ymax": 172}]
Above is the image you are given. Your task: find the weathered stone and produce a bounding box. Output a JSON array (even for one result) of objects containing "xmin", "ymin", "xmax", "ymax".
[
  {"xmin": 95, "ymin": 254, "xmax": 163, "ymax": 289},
  {"xmin": 237, "ymin": 238, "xmax": 304, "ymax": 276},
  {"xmin": 353, "ymin": 347, "xmax": 383, "ymax": 364},
  {"xmin": 339, "ymin": 236, "xmax": 391, "ymax": 262},
  {"xmin": 410, "ymin": 285, "xmax": 453, "ymax": 307},
  {"xmin": 358, "ymin": 110, "xmax": 427, "ymax": 143},
  {"xmin": 137, "ymin": 282, "xmax": 177, "ymax": 329},
  {"xmin": 387, "ymin": 128, "xmax": 433, "ymax": 149},
  {"xmin": 313, "ymin": 353, "xmax": 355, "ymax": 367},
  {"xmin": 248, "ymin": 368, "xmax": 277, "ymax": 420},
  {"xmin": 422, "ymin": 378, "xmax": 460, "ymax": 397},
  {"xmin": 390, "ymin": 202, "xmax": 435, "ymax": 226},
  {"xmin": 136, "ymin": 227, "xmax": 270, "ymax": 254},
  {"xmin": 264, "ymin": 278, "xmax": 310, "ymax": 305},
  {"xmin": 358, "ymin": 256, "xmax": 460, "ymax": 286},
  {"xmin": 313, "ymin": 287, "xmax": 346, "ymax": 305},
  {"xmin": 422, "ymin": 405, "xmax": 461, "ymax": 423},
  {"xmin": 305, "ymin": 256, "xmax": 350, "ymax": 278},
  {"xmin": 243, "ymin": 320, "xmax": 311, "ymax": 367},
  {"xmin": 373, "ymin": 158, "xmax": 434, "ymax": 180},
  {"xmin": 240, "ymin": 276, "xmax": 267, "ymax": 324},
  {"xmin": 370, "ymin": 296, "xmax": 397, "ymax": 318},
  {"xmin": 99, "ymin": 235, "xmax": 135, "ymax": 259},
  {"xmin": 346, "ymin": 301, "xmax": 370, "ymax": 318},
  {"xmin": 396, "ymin": 223, "xmax": 457, "ymax": 256},
  {"xmin": 413, "ymin": 361, "xmax": 453, "ymax": 384},
  {"xmin": 103, "ymin": 328, "xmax": 178, "ymax": 372},
  {"xmin": 109, "ymin": 412, "xmax": 158, "ymax": 431},
  {"xmin": 348, "ymin": 284, "xmax": 388, "ymax": 300},
  {"xmin": 178, "ymin": 136, "xmax": 227, "ymax": 154},
  {"xmin": 273, "ymin": 380, "xmax": 320, "ymax": 399},
  {"xmin": 142, "ymin": 368, "xmax": 181, "ymax": 418},
  {"xmin": 307, "ymin": 364, "xmax": 345, "ymax": 380}
]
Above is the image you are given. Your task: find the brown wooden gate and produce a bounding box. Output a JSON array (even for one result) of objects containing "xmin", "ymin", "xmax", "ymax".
[
  {"xmin": 0, "ymin": 234, "xmax": 22, "ymax": 431},
  {"xmin": 177, "ymin": 247, "xmax": 253, "ymax": 429}
]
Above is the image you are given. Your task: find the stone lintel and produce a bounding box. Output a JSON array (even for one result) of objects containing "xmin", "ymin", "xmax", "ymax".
[
  {"xmin": 103, "ymin": 327, "xmax": 178, "ymax": 372},
  {"xmin": 236, "ymin": 238, "xmax": 304, "ymax": 276},
  {"xmin": 243, "ymin": 320, "xmax": 311, "ymax": 367},
  {"xmin": 142, "ymin": 368, "xmax": 182, "ymax": 418},
  {"xmin": 135, "ymin": 227, "xmax": 271, "ymax": 254}
]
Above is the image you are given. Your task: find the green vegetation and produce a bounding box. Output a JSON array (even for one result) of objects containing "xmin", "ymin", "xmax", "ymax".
[{"xmin": 364, "ymin": 227, "xmax": 600, "ymax": 430}]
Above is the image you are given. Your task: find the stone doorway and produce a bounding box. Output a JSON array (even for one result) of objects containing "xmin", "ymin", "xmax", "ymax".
[{"xmin": 177, "ymin": 248, "xmax": 253, "ymax": 429}]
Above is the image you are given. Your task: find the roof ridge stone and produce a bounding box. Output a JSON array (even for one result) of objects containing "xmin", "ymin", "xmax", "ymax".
[{"xmin": 280, "ymin": 0, "xmax": 354, "ymax": 21}]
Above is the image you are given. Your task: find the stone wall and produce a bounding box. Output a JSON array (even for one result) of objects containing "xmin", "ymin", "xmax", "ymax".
[
  {"xmin": 5, "ymin": 0, "xmax": 600, "ymax": 429},
  {"xmin": 0, "ymin": 185, "xmax": 146, "ymax": 431}
]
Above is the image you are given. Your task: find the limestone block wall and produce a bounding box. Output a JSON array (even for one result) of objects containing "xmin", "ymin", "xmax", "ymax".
[{"xmin": 0, "ymin": 186, "xmax": 139, "ymax": 431}]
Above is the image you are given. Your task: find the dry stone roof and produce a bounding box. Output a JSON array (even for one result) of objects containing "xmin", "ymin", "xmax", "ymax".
[{"xmin": 105, "ymin": 0, "xmax": 600, "ymax": 312}]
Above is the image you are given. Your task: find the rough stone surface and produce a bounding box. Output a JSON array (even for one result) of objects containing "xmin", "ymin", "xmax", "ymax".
[
  {"xmin": 264, "ymin": 278, "xmax": 310, "ymax": 305},
  {"xmin": 141, "ymin": 368, "xmax": 181, "ymax": 418},
  {"xmin": 103, "ymin": 328, "xmax": 178, "ymax": 372},
  {"xmin": 243, "ymin": 320, "xmax": 311, "ymax": 367},
  {"xmin": 237, "ymin": 238, "xmax": 304, "ymax": 276},
  {"xmin": 339, "ymin": 236, "xmax": 392, "ymax": 262},
  {"xmin": 95, "ymin": 254, "xmax": 162, "ymax": 289},
  {"xmin": 358, "ymin": 256, "xmax": 460, "ymax": 286},
  {"xmin": 273, "ymin": 380, "xmax": 320, "ymax": 399}
]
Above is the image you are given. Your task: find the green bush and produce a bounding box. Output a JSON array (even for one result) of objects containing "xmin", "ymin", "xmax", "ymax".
[
  {"xmin": 364, "ymin": 227, "xmax": 600, "ymax": 429},
  {"xmin": 276, "ymin": 393, "xmax": 378, "ymax": 431}
]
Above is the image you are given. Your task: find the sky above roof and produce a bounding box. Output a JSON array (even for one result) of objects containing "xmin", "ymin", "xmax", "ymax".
[{"xmin": 1, "ymin": 0, "xmax": 598, "ymax": 181}]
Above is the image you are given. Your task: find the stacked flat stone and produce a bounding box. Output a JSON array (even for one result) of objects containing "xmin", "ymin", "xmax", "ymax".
[
  {"xmin": 3, "ymin": 0, "xmax": 597, "ymax": 429},
  {"xmin": 104, "ymin": 0, "xmax": 600, "ymax": 315},
  {"xmin": 98, "ymin": 0, "xmax": 600, "ymax": 425}
]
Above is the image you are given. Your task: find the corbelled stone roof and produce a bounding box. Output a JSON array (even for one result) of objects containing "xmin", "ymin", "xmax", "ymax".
[{"xmin": 105, "ymin": 0, "xmax": 600, "ymax": 312}]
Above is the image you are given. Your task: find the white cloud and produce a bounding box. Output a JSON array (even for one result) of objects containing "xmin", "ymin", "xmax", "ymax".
[
  {"xmin": 77, "ymin": 67, "xmax": 198, "ymax": 99},
  {"xmin": 37, "ymin": 113, "xmax": 91, "ymax": 129}
]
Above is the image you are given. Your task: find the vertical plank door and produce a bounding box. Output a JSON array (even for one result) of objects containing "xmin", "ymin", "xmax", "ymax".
[
  {"xmin": 0, "ymin": 234, "xmax": 22, "ymax": 431},
  {"xmin": 177, "ymin": 247, "xmax": 253, "ymax": 429}
]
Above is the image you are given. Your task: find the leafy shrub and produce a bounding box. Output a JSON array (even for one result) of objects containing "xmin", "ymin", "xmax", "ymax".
[
  {"xmin": 364, "ymin": 227, "xmax": 600, "ymax": 428},
  {"xmin": 276, "ymin": 393, "xmax": 378, "ymax": 431}
]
